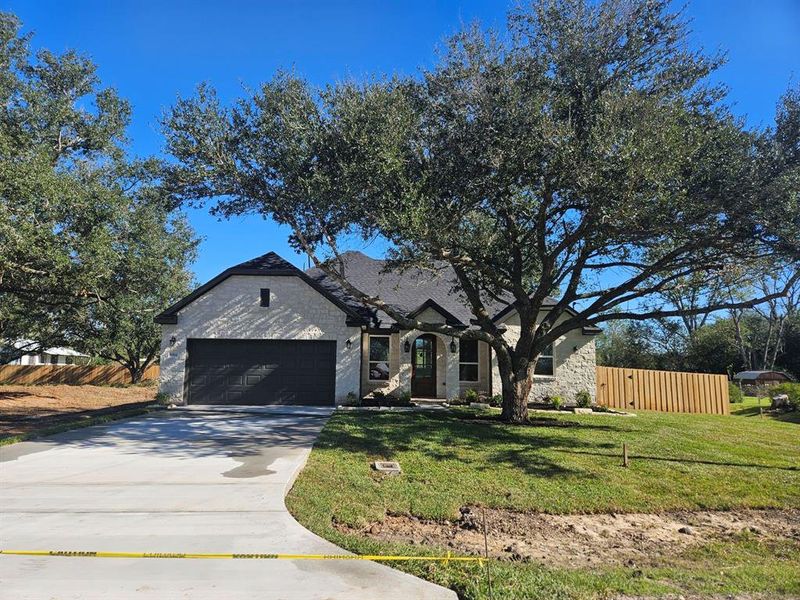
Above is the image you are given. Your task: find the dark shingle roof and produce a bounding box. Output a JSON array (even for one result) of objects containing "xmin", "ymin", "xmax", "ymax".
[
  {"xmin": 232, "ymin": 252, "xmax": 298, "ymax": 271},
  {"xmin": 304, "ymin": 251, "xmax": 514, "ymax": 328},
  {"xmin": 156, "ymin": 250, "xmax": 593, "ymax": 333}
]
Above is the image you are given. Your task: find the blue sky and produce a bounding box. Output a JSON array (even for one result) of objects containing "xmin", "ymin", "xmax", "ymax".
[{"xmin": 5, "ymin": 0, "xmax": 800, "ymax": 282}]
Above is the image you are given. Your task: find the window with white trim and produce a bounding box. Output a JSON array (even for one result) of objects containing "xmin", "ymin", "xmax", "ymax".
[
  {"xmin": 534, "ymin": 343, "xmax": 554, "ymax": 376},
  {"xmin": 368, "ymin": 335, "xmax": 390, "ymax": 381},
  {"xmin": 459, "ymin": 339, "xmax": 479, "ymax": 382}
]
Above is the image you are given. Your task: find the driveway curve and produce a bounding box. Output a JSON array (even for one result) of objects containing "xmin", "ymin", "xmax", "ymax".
[{"xmin": 0, "ymin": 406, "xmax": 455, "ymax": 599}]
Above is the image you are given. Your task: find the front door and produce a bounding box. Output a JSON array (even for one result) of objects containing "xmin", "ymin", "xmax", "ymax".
[{"xmin": 411, "ymin": 334, "xmax": 437, "ymax": 397}]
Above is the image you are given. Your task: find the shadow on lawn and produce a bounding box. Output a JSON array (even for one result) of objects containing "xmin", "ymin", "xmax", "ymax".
[
  {"xmin": 732, "ymin": 405, "xmax": 800, "ymax": 424},
  {"xmin": 554, "ymin": 448, "xmax": 799, "ymax": 471},
  {"xmin": 318, "ymin": 411, "xmax": 622, "ymax": 478}
]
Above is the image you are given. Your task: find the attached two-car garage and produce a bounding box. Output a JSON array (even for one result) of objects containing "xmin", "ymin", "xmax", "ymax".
[{"xmin": 186, "ymin": 339, "xmax": 337, "ymax": 406}]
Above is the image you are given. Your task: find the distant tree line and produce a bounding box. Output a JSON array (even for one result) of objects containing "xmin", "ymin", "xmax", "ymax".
[{"xmin": 598, "ymin": 269, "xmax": 800, "ymax": 379}]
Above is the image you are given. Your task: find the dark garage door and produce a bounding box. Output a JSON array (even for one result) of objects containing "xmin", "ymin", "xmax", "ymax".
[{"xmin": 186, "ymin": 339, "xmax": 336, "ymax": 406}]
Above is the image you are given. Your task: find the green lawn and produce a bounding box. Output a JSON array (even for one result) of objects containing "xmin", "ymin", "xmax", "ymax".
[
  {"xmin": 731, "ymin": 396, "xmax": 800, "ymax": 424},
  {"xmin": 287, "ymin": 407, "xmax": 800, "ymax": 599}
]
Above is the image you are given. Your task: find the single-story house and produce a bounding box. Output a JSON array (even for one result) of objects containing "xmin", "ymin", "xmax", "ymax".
[
  {"xmin": 6, "ymin": 340, "xmax": 88, "ymax": 366},
  {"xmin": 155, "ymin": 251, "xmax": 600, "ymax": 406},
  {"xmin": 733, "ymin": 370, "xmax": 795, "ymax": 387}
]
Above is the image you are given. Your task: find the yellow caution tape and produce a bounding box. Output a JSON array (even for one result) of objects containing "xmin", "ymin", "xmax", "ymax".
[{"xmin": 0, "ymin": 549, "xmax": 483, "ymax": 562}]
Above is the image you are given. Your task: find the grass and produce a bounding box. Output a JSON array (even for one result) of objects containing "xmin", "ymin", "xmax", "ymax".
[
  {"xmin": 730, "ymin": 395, "xmax": 800, "ymax": 424},
  {"xmin": 287, "ymin": 407, "xmax": 800, "ymax": 599}
]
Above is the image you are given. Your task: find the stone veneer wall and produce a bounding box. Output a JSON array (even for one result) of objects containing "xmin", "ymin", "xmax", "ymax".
[{"xmin": 490, "ymin": 312, "xmax": 597, "ymax": 404}]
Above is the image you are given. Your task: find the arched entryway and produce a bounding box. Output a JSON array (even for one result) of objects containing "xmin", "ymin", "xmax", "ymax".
[{"xmin": 411, "ymin": 334, "xmax": 437, "ymax": 397}]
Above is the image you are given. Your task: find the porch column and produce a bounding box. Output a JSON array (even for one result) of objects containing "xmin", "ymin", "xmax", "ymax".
[
  {"xmin": 445, "ymin": 339, "xmax": 460, "ymax": 400},
  {"xmin": 398, "ymin": 330, "xmax": 413, "ymax": 392}
]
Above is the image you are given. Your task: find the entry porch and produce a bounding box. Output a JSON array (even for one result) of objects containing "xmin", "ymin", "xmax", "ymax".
[{"xmin": 360, "ymin": 330, "xmax": 492, "ymax": 400}]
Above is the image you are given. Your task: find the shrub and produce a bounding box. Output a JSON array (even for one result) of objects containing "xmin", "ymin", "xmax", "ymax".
[
  {"xmin": 728, "ymin": 382, "xmax": 744, "ymax": 404},
  {"xmin": 490, "ymin": 394, "xmax": 502, "ymax": 407},
  {"xmin": 575, "ymin": 390, "xmax": 592, "ymax": 408},
  {"xmin": 464, "ymin": 388, "xmax": 479, "ymax": 403},
  {"xmin": 769, "ymin": 382, "xmax": 800, "ymax": 411},
  {"xmin": 361, "ymin": 389, "xmax": 413, "ymax": 407},
  {"xmin": 550, "ymin": 395, "xmax": 564, "ymax": 410},
  {"xmin": 342, "ymin": 391, "xmax": 360, "ymax": 407}
]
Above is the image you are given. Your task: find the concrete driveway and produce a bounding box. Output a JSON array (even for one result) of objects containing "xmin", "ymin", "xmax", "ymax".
[{"xmin": 0, "ymin": 407, "xmax": 455, "ymax": 599}]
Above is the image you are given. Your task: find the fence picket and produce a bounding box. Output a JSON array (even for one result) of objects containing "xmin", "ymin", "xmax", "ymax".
[
  {"xmin": 596, "ymin": 366, "xmax": 728, "ymax": 415},
  {"xmin": 0, "ymin": 364, "xmax": 159, "ymax": 386}
]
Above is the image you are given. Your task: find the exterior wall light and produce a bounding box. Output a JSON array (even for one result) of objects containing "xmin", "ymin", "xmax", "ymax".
[
  {"xmin": 403, "ymin": 340, "xmax": 411, "ymax": 353},
  {"xmin": 345, "ymin": 338, "xmax": 352, "ymax": 350},
  {"xmin": 169, "ymin": 335, "xmax": 177, "ymax": 347},
  {"xmin": 449, "ymin": 337, "xmax": 457, "ymax": 353}
]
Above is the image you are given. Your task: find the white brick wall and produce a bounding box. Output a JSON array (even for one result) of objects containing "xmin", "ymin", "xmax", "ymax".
[
  {"xmin": 158, "ymin": 274, "xmax": 362, "ymax": 404},
  {"xmin": 490, "ymin": 312, "xmax": 597, "ymax": 404}
]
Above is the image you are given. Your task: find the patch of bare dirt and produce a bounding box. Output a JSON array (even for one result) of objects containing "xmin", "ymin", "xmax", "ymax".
[
  {"xmin": 337, "ymin": 507, "xmax": 800, "ymax": 568},
  {"xmin": 0, "ymin": 384, "xmax": 157, "ymax": 436}
]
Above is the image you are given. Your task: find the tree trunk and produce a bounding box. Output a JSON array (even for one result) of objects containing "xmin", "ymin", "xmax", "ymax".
[
  {"xmin": 127, "ymin": 364, "xmax": 144, "ymax": 384},
  {"xmin": 497, "ymin": 354, "xmax": 533, "ymax": 423}
]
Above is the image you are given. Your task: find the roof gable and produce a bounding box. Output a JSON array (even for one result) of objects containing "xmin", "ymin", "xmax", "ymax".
[
  {"xmin": 156, "ymin": 250, "xmax": 600, "ymax": 335},
  {"xmin": 407, "ymin": 299, "xmax": 468, "ymax": 328},
  {"xmin": 154, "ymin": 252, "xmax": 367, "ymax": 325}
]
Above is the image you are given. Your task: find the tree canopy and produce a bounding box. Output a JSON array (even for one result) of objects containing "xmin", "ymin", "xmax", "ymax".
[
  {"xmin": 163, "ymin": 0, "xmax": 799, "ymax": 421},
  {"xmin": 0, "ymin": 12, "xmax": 197, "ymax": 372}
]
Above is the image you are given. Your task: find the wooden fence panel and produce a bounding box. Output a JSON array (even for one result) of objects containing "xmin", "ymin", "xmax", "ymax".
[
  {"xmin": 596, "ymin": 366, "xmax": 729, "ymax": 415},
  {"xmin": 0, "ymin": 364, "xmax": 159, "ymax": 386}
]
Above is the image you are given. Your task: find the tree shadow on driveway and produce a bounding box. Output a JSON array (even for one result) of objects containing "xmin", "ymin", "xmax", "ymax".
[{"xmin": 0, "ymin": 409, "xmax": 330, "ymax": 467}]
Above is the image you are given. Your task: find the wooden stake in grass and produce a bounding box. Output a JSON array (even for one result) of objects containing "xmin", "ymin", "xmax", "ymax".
[
  {"xmin": 623, "ymin": 442, "xmax": 629, "ymax": 467},
  {"xmin": 481, "ymin": 507, "xmax": 494, "ymax": 600}
]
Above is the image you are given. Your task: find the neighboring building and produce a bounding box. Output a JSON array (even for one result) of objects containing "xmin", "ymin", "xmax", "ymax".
[
  {"xmin": 733, "ymin": 370, "xmax": 795, "ymax": 391},
  {"xmin": 155, "ymin": 251, "xmax": 600, "ymax": 406},
  {"xmin": 7, "ymin": 341, "xmax": 88, "ymax": 366}
]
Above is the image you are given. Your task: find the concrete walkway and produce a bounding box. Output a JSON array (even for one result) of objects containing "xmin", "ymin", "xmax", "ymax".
[{"xmin": 0, "ymin": 407, "xmax": 455, "ymax": 599}]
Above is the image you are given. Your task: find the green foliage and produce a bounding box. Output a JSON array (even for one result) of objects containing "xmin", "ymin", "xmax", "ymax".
[
  {"xmin": 343, "ymin": 391, "xmax": 360, "ymax": 407},
  {"xmin": 463, "ymin": 388, "xmax": 479, "ymax": 403},
  {"xmin": 0, "ymin": 12, "xmax": 196, "ymax": 371},
  {"xmin": 770, "ymin": 383, "xmax": 800, "ymax": 410},
  {"xmin": 575, "ymin": 390, "xmax": 592, "ymax": 408},
  {"xmin": 597, "ymin": 321, "xmax": 663, "ymax": 369},
  {"xmin": 163, "ymin": 0, "xmax": 800, "ymax": 422},
  {"xmin": 549, "ymin": 395, "xmax": 564, "ymax": 410},
  {"xmin": 71, "ymin": 193, "xmax": 197, "ymax": 380},
  {"xmin": 362, "ymin": 390, "xmax": 413, "ymax": 407},
  {"xmin": 490, "ymin": 394, "xmax": 502, "ymax": 407},
  {"xmin": 729, "ymin": 383, "xmax": 745, "ymax": 404},
  {"xmin": 685, "ymin": 320, "xmax": 742, "ymax": 375}
]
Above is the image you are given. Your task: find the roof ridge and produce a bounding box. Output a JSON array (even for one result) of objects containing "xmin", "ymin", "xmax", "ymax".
[{"xmin": 234, "ymin": 251, "xmax": 298, "ymax": 271}]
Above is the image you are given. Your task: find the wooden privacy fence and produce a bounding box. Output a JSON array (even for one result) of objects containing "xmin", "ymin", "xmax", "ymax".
[
  {"xmin": 0, "ymin": 364, "xmax": 160, "ymax": 386},
  {"xmin": 596, "ymin": 366, "xmax": 730, "ymax": 415}
]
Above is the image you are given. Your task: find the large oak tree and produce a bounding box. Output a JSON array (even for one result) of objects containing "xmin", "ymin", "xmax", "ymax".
[
  {"xmin": 163, "ymin": 0, "xmax": 799, "ymax": 422},
  {"xmin": 0, "ymin": 12, "xmax": 197, "ymax": 375}
]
